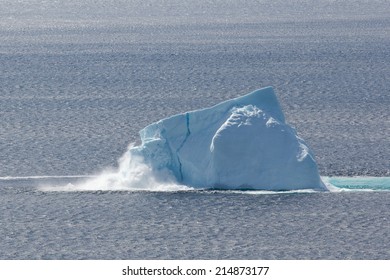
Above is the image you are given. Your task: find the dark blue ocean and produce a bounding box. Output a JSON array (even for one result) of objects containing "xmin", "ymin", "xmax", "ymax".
[{"xmin": 0, "ymin": 0, "xmax": 389, "ymax": 259}]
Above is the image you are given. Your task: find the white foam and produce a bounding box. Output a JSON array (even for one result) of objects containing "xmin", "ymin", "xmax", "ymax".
[
  {"xmin": 30, "ymin": 148, "xmax": 389, "ymax": 193},
  {"xmin": 39, "ymin": 144, "xmax": 191, "ymax": 192}
]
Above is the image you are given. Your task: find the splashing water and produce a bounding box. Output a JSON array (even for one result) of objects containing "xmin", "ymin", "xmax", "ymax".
[
  {"xmin": 39, "ymin": 144, "xmax": 191, "ymax": 192},
  {"xmin": 3, "ymin": 144, "xmax": 382, "ymax": 193}
]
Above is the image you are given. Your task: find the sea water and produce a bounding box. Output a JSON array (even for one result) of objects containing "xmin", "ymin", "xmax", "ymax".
[
  {"xmin": 0, "ymin": 0, "xmax": 389, "ymax": 259},
  {"xmin": 1, "ymin": 176, "xmax": 390, "ymax": 259}
]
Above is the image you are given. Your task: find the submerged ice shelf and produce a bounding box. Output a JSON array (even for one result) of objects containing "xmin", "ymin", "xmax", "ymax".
[{"xmin": 130, "ymin": 87, "xmax": 327, "ymax": 191}]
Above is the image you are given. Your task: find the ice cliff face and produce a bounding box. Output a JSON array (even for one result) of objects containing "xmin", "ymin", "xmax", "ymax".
[{"xmin": 130, "ymin": 87, "xmax": 327, "ymax": 191}]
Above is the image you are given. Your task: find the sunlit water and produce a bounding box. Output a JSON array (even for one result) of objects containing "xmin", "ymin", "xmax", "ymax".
[
  {"xmin": 1, "ymin": 175, "xmax": 390, "ymax": 259},
  {"xmin": 0, "ymin": 0, "xmax": 389, "ymax": 259}
]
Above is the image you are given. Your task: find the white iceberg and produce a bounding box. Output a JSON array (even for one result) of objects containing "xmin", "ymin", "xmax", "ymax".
[{"xmin": 130, "ymin": 87, "xmax": 327, "ymax": 191}]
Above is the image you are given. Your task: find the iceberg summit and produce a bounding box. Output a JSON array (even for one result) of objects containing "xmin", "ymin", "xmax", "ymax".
[{"xmin": 131, "ymin": 87, "xmax": 328, "ymax": 191}]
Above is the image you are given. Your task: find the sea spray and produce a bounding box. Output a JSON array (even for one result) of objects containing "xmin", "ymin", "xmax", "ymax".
[{"xmin": 39, "ymin": 144, "xmax": 190, "ymax": 192}]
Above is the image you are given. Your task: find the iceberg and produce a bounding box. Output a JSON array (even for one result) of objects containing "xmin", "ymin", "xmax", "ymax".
[{"xmin": 130, "ymin": 87, "xmax": 327, "ymax": 191}]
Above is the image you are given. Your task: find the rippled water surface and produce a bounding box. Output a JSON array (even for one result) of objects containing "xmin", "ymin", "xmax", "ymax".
[
  {"xmin": 1, "ymin": 177, "xmax": 390, "ymax": 259},
  {"xmin": 0, "ymin": 0, "xmax": 389, "ymax": 259}
]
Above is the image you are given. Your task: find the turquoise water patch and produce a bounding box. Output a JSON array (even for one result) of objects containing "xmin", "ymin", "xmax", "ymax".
[{"xmin": 322, "ymin": 177, "xmax": 390, "ymax": 191}]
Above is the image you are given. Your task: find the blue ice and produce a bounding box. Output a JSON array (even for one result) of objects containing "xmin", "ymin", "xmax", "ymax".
[{"xmin": 130, "ymin": 87, "xmax": 327, "ymax": 191}]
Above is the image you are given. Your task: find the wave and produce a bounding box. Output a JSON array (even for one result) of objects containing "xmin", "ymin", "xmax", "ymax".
[
  {"xmin": 2, "ymin": 145, "xmax": 389, "ymax": 193},
  {"xmin": 17, "ymin": 175, "xmax": 390, "ymax": 194},
  {"xmin": 2, "ymin": 175, "xmax": 389, "ymax": 193},
  {"xmin": 37, "ymin": 144, "xmax": 192, "ymax": 192},
  {"xmin": 37, "ymin": 174, "xmax": 390, "ymax": 193},
  {"xmin": 3, "ymin": 172, "xmax": 389, "ymax": 193}
]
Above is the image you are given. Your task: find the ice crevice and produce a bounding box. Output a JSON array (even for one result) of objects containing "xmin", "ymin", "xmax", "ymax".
[{"xmin": 176, "ymin": 112, "xmax": 191, "ymax": 182}]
